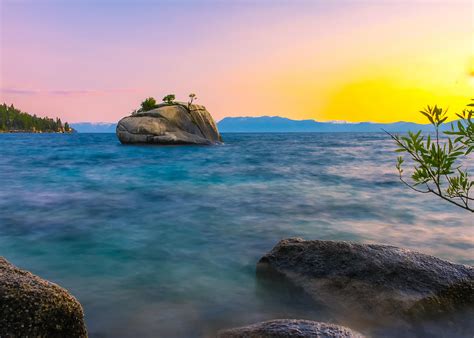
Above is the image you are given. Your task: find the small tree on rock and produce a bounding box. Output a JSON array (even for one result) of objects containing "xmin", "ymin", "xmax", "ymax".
[
  {"xmin": 140, "ymin": 97, "xmax": 157, "ymax": 112},
  {"xmin": 163, "ymin": 94, "xmax": 176, "ymax": 105},
  {"xmin": 188, "ymin": 93, "xmax": 197, "ymax": 109}
]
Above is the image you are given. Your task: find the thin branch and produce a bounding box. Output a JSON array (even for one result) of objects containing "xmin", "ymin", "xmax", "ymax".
[
  {"xmin": 384, "ymin": 129, "xmax": 474, "ymax": 213},
  {"xmin": 399, "ymin": 176, "xmax": 431, "ymax": 194},
  {"xmin": 428, "ymin": 187, "xmax": 473, "ymax": 212},
  {"xmin": 443, "ymin": 174, "xmax": 474, "ymax": 201}
]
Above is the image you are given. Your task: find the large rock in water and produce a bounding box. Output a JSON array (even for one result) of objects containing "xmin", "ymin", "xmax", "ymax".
[
  {"xmin": 0, "ymin": 257, "xmax": 87, "ymax": 337},
  {"xmin": 116, "ymin": 103, "xmax": 222, "ymax": 145},
  {"xmin": 257, "ymin": 238, "xmax": 474, "ymax": 323},
  {"xmin": 218, "ymin": 319, "xmax": 364, "ymax": 338}
]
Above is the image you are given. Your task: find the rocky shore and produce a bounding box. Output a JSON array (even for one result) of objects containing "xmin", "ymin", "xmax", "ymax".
[
  {"xmin": 254, "ymin": 238, "xmax": 474, "ymax": 337},
  {"xmin": 2, "ymin": 238, "xmax": 472, "ymax": 337}
]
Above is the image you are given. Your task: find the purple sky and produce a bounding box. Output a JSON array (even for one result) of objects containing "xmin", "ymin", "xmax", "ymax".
[{"xmin": 1, "ymin": 0, "xmax": 472, "ymax": 123}]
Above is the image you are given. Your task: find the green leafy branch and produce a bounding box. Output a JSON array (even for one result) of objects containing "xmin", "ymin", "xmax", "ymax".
[
  {"xmin": 445, "ymin": 100, "xmax": 474, "ymax": 154},
  {"xmin": 385, "ymin": 101, "xmax": 474, "ymax": 212}
]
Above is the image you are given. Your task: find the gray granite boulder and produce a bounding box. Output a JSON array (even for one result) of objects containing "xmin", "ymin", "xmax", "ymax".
[
  {"xmin": 116, "ymin": 103, "xmax": 222, "ymax": 145},
  {"xmin": 218, "ymin": 319, "xmax": 364, "ymax": 338},
  {"xmin": 0, "ymin": 257, "xmax": 87, "ymax": 337},
  {"xmin": 257, "ymin": 238, "xmax": 474, "ymax": 322}
]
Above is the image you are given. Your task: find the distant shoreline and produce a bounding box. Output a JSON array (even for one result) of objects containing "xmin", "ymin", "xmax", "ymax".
[
  {"xmin": 70, "ymin": 117, "xmax": 458, "ymax": 133},
  {"xmin": 1, "ymin": 103, "xmax": 74, "ymax": 134},
  {"xmin": 0, "ymin": 130, "xmax": 74, "ymax": 134}
]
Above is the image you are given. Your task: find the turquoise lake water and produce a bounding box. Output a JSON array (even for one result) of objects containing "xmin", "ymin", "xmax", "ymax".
[{"xmin": 0, "ymin": 133, "xmax": 472, "ymax": 337}]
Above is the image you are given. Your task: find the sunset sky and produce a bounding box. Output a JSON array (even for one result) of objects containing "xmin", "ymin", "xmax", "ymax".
[{"xmin": 1, "ymin": 0, "xmax": 472, "ymax": 123}]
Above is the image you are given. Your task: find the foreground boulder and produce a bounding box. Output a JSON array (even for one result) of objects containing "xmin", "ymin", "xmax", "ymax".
[
  {"xmin": 218, "ymin": 319, "xmax": 364, "ymax": 338},
  {"xmin": 0, "ymin": 257, "xmax": 87, "ymax": 337},
  {"xmin": 257, "ymin": 238, "xmax": 474, "ymax": 323},
  {"xmin": 116, "ymin": 103, "xmax": 222, "ymax": 145}
]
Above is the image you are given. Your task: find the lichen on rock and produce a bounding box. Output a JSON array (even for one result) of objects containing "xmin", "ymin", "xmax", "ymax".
[
  {"xmin": 0, "ymin": 257, "xmax": 87, "ymax": 337},
  {"xmin": 218, "ymin": 319, "xmax": 365, "ymax": 338}
]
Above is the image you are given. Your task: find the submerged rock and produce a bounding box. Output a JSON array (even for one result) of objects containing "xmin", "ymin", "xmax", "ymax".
[
  {"xmin": 116, "ymin": 103, "xmax": 222, "ymax": 145},
  {"xmin": 257, "ymin": 238, "xmax": 474, "ymax": 323},
  {"xmin": 0, "ymin": 257, "xmax": 87, "ymax": 337},
  {"xmin": 218, "ymin": 319, "xmax": 364, "ymax": 338}
]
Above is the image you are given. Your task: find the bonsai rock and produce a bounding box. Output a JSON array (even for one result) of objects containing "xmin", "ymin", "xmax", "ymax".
[{"xmin": 116, "ymin": 103, "xmax": 222, "ymax": 145}]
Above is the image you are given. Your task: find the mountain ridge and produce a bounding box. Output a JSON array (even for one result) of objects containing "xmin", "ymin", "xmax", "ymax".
[
  {"xmin": 217, "ymin": 116, "xmax": 451, "ymax": 133},
  {"xmin": 71, "ymin": 122, "xmax": 116, "ymax": 133},
  {"xmin": 72, "ymin": 116, "xmax": 454, "ymax": 133}
]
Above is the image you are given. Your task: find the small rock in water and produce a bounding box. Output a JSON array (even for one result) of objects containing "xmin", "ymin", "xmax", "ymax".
[
  {"xmin": 0, "ymin": 257, "xmax": 87, "ymax": 337},
  {"xmin": 218, "ymin": 319, "xmax": 365, "ymax": 338}
]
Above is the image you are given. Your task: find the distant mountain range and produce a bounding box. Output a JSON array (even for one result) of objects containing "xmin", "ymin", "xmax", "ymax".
[
  {"xmin": 71, "ymin": 123, "xmax": 116, "ymax": 133},
  {"xmin": 218, "ymin": 116, "xmax": 452, "ymax": 133},
  {"xmin": 72, "ymin": 116, "xmax": 453, "ymax": 133}
]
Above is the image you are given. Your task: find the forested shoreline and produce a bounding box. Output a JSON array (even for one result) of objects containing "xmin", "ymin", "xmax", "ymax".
[{"xmin": 0, "ymin": 103, "xmax": 73, "ymax": 133}]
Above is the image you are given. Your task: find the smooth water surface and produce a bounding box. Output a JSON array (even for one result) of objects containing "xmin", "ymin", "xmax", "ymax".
[{"xmin": 0, "ymin": 133, "xmax": 472, "ymax": 337}]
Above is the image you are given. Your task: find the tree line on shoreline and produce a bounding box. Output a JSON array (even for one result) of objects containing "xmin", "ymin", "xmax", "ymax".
[{"xmin": 0, "ymin": 103, "xmax": 73, "ymax": 133}]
